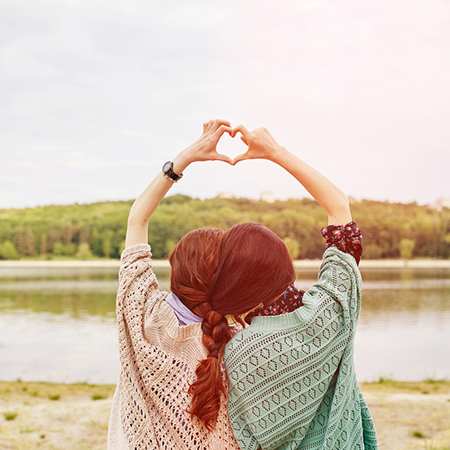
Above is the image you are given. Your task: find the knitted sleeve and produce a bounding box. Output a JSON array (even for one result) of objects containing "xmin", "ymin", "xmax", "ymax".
[
  {"xmin": 116, "ymin": 244, "xmax": 164, "ymax": 446},
  {"xmin": 117, "ymin": 243, "xmax": 160, "ymax": 340},
  {"xmin": 306, "ymin": 246, "xmax": 362, "ymax": 328}
]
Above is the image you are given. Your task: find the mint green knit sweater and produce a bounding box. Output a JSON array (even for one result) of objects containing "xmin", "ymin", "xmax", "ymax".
[{"xmin": 224, "ymin": 247, "xmax": 378, "ymax": 450}]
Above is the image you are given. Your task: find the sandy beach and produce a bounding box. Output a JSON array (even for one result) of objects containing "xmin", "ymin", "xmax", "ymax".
[{"xmin": 0, "ymin": 380, "xmax": 449, "ymax": 449}]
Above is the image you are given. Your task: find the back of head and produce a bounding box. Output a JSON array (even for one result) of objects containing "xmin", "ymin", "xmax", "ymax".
[
  {"xmin": 169, "ymin": 227, "xmax": 224, "ymax": 318},
  {"xmin": 175, "ymin": 223, "xmax": 295, "ymax": 431},
  {"xmin": 209, "ymin": 222, "xmax": 296, "ymax": 316}
]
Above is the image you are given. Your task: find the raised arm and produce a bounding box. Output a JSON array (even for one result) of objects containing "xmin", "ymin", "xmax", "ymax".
[
  {"xmin": 125, "ymin": 120, "xmax": 233, "ymax": 248},
  {"xmin": 231, "ymin": 126, "xmax": 351, "ymax": 226}
]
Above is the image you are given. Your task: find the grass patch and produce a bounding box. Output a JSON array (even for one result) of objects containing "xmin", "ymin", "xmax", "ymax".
[
  {"xmin": 3, "ymin": 411, "xmax": 18, "ymax": 421},
  {"xmin": 91, "ymin": 394, "xmax": 107, "ymax": 401},
  {"xmin": 412, "ymin": 430, "xmax": 426, "ymax": 438},
  {"xmin": 425, "ymin": 443, "xmax": 450, "ymax": 450},
  {"xmin": 359, "ymin": 378, "xmax": 450, "ymax": 395},
  {"xmin": 48, "ymin": 394, "xmax": 61, "ymax": 401},
  {"xmin": 0, "ymin": 381, "xmax": 116, "ymax": 399},
  {"xmin": 423, "ymin": 377, "xmax": 448, "ymax": 384}
]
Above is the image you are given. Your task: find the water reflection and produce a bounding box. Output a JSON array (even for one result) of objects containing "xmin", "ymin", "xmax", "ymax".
[{"xmin": 0, "ymin": 266, "xmax": 449, "ymax": 383}]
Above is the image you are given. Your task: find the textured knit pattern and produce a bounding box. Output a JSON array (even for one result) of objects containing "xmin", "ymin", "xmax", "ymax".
[
  {"xmin": 116, "ymin": 244, "xmax": 241, "ymax": 450},
  {"xmin": 224, "ymin": 247, "xmax": 378, "ymax": 450}
]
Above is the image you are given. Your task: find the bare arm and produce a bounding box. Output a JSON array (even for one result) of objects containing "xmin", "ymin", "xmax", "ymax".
[
  {"xmin": 231, "ymin": 126, "xmax": 352, "ymax": 226},
  {"xmin": 125, "ymin": 120, "xmax": 233, "ymax": 248}
]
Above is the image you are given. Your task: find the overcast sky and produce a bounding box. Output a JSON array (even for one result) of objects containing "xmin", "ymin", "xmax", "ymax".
[{"xmin": 1, "ymin": 0, "xmax": 449, "ymax": 209}]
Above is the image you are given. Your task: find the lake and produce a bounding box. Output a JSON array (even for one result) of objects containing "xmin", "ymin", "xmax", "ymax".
[{"xmin": 0, "ymin": 263, "xmax": 449, "ymax": 384}]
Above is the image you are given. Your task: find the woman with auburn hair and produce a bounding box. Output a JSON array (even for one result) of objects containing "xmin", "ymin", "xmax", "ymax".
[
  {"xmin": 210, "ymin": 126, "xmax": 378, "ymax": 449},
  {"xmin": 108, "ymin": 119, "xmax": 242, "ymax": 449}
]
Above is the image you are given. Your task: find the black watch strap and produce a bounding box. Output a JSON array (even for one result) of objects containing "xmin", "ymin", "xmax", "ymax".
[{"xmin": 162, "ymin": 161, "xmax": 183, "ymax": 182}]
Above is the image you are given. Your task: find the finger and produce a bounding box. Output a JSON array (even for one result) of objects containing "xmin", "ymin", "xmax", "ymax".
[
  {"xmin": 231, "ymin": 125, "xmax": 250, "ymax": 140},
  {"xmin": 213, "ymin": 119, "xmax": 232, "ymax": 130},
  {"xmin": 240, "ymin": 135, "xmax": 248, "ymax": 146},
  {"xmin": 232, "ymin": 152, "xmax": 249, "ymax": 165},
  {"xmin": 213, "ymin": 125, "xmax": 233, "ymax": 138},
  {"xmin": 203, "ymin": 120, "xmax": 214, "ymax": 133}
]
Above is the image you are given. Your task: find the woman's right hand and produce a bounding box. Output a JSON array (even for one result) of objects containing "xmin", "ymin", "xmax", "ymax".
[{"xmin": 231, "ymin": 125, "xmax": 285, "ymax": 165}]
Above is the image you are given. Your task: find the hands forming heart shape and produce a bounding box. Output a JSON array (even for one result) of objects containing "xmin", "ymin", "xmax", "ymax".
[{"xmin": 186, "ymin": 119, "xmax": 283, "ymax": 166}]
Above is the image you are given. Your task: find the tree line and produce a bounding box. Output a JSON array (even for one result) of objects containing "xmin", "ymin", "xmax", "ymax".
[{"xmin": 0, "ymin": 195, "xmax": 449, "ymax": 260}]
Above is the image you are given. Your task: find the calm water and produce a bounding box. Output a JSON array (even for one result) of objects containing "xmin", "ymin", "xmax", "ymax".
[{"xmin": 0, "ymin": 265, "xmax": 449, "ymax": 384}]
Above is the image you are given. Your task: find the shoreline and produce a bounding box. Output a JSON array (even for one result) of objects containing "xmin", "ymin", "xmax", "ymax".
[
  {"xmin": 1, "ymin": 259, "xmax": 450, "ymax": 269},
  {"xmin": 0, "ymin": 380, "xmax": 449, "ymax": 450}
]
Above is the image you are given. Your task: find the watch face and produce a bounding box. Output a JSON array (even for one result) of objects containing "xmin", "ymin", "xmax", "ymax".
[{"xmin": 163, "ymin": 161, "xmax": 172, "ymax": 173}]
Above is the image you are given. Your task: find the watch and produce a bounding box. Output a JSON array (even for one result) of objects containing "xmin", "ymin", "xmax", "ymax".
[{"xmin": 162, "ymin": 161, "xmax": 183, "ymax": 183}]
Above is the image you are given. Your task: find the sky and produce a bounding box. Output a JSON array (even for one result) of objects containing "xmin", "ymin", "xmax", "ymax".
[{"xmin": 1, "ymin": 0, "xmax": 449, "ymax": 209}]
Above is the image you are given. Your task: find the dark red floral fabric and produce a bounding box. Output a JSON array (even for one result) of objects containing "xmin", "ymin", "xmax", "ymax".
[
  {"xmin": 321, "ymin": 220, "xmax": 362, "ymax": 265},
  {"xmin": 245, "ymin": 220, "xmax": 362, "ymax": 324}
]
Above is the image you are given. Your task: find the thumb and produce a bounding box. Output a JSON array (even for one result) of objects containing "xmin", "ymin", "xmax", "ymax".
[
  {"xmin": 215, "ymin": 152, "xmax": 233, "ymax": 165},
  {"xmin": 232, "ymin": 153, "xmax": 249, "ymax": 166}
]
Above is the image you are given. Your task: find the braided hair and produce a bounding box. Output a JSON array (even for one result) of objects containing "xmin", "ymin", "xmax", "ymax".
[{"xmin": 186, "ymin": 222, "xmax": 295, "ymax": 430}]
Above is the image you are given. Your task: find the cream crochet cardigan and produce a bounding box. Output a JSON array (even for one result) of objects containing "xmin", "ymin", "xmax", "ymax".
[{"xmin": 108, "ymin": 243, "xmax": 240, "ymax": 450}]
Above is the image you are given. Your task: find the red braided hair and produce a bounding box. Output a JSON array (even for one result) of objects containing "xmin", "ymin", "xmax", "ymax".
[{"xmin": 186, "ymin": 222, "xmax": 295, "ymax": 430}]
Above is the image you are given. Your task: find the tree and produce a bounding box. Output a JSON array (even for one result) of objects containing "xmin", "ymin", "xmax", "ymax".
[
  {"xmin": 53, "ymin": 242, "xmax": 76, "ymax": 256},
  {"xmin": 40, "ymin": 233, "xmax": 48, "ymax": 256},
  {"xmin": 13, "ymin": 228, "xmax": 26, "ymax": 255},
  {"xmin": 0, "ymin": 241, "xmax": 20, "ymax": 260},
  {"xmin": 363, "ymin": 244, "xmax": 382, "ymax": 260},
  {"xmin": 165, "ymin": 239, "xmax": 178, "ymax": 257},
  {"xmin": 23, "ymin": 227, "xmax": 35, "ymax": 256},
  {"xmin": 102, "ymin": 230, "xmax": 113, "ymax": 258},
  {"xmin": 399, "ymin": 238, "xmax": 415, "ymax": 259},
  {"xmin": 76, "ymin": 242, "xmax": 93, "ymax": 260},
  {"xmin": 283, "ymin": 237, "xmax": 300, "ymax": 260}
]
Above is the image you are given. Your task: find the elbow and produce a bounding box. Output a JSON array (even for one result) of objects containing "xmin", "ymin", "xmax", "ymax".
[
  {"xmin": 339, "ymin": 194, "xmax": 350, "ymax": 213},
  {"xmin": 127, "ymin": 202, "xmax": 149, "ymax": 229}
]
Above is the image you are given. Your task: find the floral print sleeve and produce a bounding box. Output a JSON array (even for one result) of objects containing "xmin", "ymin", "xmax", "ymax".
[
  {"xmin": 245, "ymin": 221, "xmax": 362, "ymax": 323},
  {"xmin": 321, "ymin": 220, "xmax": 362, "ymax": 265}
]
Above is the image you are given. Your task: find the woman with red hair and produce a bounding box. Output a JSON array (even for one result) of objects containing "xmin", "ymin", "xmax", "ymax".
[
  {"xmin": 108, "ymin": 119, "xmax": 242, "ymax": 449},
  {"xmin": 211, "ymin": 126, "xmax": 378, "ymax": 449}
]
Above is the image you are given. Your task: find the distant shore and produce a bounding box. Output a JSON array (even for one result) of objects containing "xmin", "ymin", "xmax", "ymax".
[{"xmin": 1, "ymin": 259, "xmax": 450, "ymax": 269}]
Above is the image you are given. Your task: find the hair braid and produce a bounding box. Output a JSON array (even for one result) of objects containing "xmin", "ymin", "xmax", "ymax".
[{"xmin": 187, "ymin": 310, "xmax": 232, "ymax": 430}]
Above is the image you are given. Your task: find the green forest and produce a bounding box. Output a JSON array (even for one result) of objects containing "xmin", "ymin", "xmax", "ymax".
[{"xmin": 0, "ymin": 195, "xmax": 449, "ymax": 260}]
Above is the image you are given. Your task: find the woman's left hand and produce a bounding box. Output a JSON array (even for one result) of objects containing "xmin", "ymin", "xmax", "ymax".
[{"xmin": 180, "ymin": 119, "xmax": 234, "ymax": 166}]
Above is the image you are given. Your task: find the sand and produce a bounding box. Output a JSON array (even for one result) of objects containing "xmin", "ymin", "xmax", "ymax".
[{"xmin": 1, "ymin": 380, "xmax": 449, "ymax": 449}]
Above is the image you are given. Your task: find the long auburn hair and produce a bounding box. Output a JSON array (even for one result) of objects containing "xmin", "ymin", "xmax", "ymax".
[
  {"xmin": 169, "ymin": 227, "xmax": 224, "ymax": 319},
  {"xmin": 187, "ymin": 222, "xmax": 295, "ymax": 430}
]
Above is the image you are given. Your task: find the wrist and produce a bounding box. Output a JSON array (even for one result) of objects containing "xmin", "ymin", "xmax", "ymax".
[
  {"xmin": 172, "ymin": 149, "xmax": 192, "ymax": 175},
  {"xmin": 269, "ymin": 145, "xmax": 289, "ymax": 165}
]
